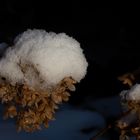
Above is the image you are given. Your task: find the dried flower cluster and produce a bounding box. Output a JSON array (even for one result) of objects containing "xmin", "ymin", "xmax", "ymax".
[
  {"xmin": 117, "ymin": 70, "xmax": 140, "ymax": 140},
  {"xmin": 90, "ymin": 69, "xmax": 140, "ymax": 140},
  {"xmin": 0, "ymin": 77, "xmax": 76, "ymax": 132},
  {"xmin": 116, "ymin": 100, "xmax": 140, "ymax": 140},
  {"xmin": 0, "ymin": 29, "xmax": 88, "ymax": 133}
]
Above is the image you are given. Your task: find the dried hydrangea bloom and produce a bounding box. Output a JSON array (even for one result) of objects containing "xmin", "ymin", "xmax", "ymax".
[
  {"xmin": 0, "ymin": 29, "xmax": 88, "ymax": 132},
  {"xmin": 0, "ymin": 77, "xmax": 77, "ymax": 132},
  {"xmin": 117, "ymin": 84, "xmax": 140, "ymax": 139}
]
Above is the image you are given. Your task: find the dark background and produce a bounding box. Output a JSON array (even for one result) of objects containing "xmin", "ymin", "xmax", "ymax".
[{"xmin": 0, "ymin": 1, "xmax": 140, "ymax": 105}]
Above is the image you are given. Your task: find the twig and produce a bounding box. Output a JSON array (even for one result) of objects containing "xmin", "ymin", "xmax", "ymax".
[{"xmin": 90, "ymin": 125, "xmax": 112, "ymax": 140}]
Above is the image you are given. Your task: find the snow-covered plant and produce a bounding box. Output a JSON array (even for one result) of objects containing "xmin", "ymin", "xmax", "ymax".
[
  {"xmin": 0, "ymin": 29, "xmax": 88, "ymax": 132},
  {"xmin": 117, "ymin": 72, "xmax": 140, "ymax": 140},
  {"xmin": 91, "ymin": 71, "xmax": 140, "ymax": 140}
]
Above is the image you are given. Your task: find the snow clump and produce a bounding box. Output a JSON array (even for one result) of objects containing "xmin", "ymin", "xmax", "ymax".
[{"xmin": 0, "ymin": 29, "xmax": 88, "ymax": 90}]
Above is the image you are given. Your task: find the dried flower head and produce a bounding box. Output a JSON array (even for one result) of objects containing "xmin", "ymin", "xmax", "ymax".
[
  {"xmin": 0, "ymin": 77, "xmax": 76, "ymax": 132},
  {"xmin": 0, "ymin": 29, "xmax": 88, "ymax": 132},
  {"xmin": 117, "ymin": 83, "xmax": 140, "ymax": 140}
]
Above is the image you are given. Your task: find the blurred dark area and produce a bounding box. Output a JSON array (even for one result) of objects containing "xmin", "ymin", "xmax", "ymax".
[{"xmin": 0, "ymin": 1, "xmax": 140, "ymax": 105}]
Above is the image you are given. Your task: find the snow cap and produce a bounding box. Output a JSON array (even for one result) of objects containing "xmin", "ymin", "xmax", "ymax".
[
  {"xmin": 0, "ymin": 29, "xmax": 88, "ymax": 89},
  {"xmin": 127, "ymin": 84, "xmax": 140, "ymax": 100}
]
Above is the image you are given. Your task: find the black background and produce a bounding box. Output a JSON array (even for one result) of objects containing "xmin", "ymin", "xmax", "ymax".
[{"xmin": 0, "ymin": 1, "xmax": 140, "ymax": 105}]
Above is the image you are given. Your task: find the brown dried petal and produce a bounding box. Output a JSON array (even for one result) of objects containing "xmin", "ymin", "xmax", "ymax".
[
  {"xmin": 61, "ymin": 93, "xmax": 69, "ymax": 102},
  {"xmin": 67, "ymin": 84, "xmax": 76, "ymax": 91},
  {"xmin": 38, "ymin": 103, "xmax": 46, "ymax": 112},
  {"xmin": 44, "ymin": 119, "xmax": 49, "ymax": 128},
  {"xmin": 3, "ymin": 105, "xmax": 17, "ymax": 119},
  {"xmin": 51, "ymin": 94, "xmax": 62, "ymax": 104}
]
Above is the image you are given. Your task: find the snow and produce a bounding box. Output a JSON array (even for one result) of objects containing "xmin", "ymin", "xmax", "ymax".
[
  {"xmin": 85, "ymin": 95, "xmax": 122, "ymax": 118},
  {"xmin": 0, "ymin": 29, "xmax": 88, "ymax": 89},
  {"xmin": 0, "ymin": 103, "xmax": 106, "ymax": 140},
  {"xmin": 0, "ymin": 95, "xmax": 122, "ymax": 140},
  {"xmin": 119, "ymin": 84, "xmax": 140, "ymax": 101},
  {"xmin": 127, "ymin": 84, "xmax": 140, "ymax": 100},
  {"xmin": 0, "ymin": 89, "xmax": 123, "ymax": 140}
]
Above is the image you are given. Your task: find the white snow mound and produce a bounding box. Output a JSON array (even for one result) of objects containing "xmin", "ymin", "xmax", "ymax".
[
  {"xmin": 0, "ymin": 29, "xmax": 88, "ymax": 89},
  {"xmin": 127, "ymin": 84, "xmax": 140, "ymax": 100},
  {"xmin": 120, "ymin": 84, "xmax": 140, "ymax": 101}
]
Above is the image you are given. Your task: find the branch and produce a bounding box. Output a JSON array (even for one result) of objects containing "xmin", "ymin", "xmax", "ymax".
[{"xmin": 90, "ymin": 125, "xmax": 112, "ymax": 140}]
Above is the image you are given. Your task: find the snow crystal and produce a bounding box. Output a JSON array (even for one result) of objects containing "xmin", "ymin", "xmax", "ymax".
[{"xmin": 0, "ymin": 29, "xmax": 88, "ymax": 89}]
